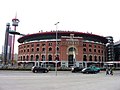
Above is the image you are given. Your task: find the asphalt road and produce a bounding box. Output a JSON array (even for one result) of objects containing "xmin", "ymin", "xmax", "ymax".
[{"xmin": 0, "ymin": 70, "xmax": 120, "ymax": 90}]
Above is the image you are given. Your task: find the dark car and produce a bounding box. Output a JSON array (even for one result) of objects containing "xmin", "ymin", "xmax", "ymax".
[
  {"xmin": 81, "ymin": 67, "xmax": 100, "ymax": 74},
  {"xmin": 31, "ymin": 66, "xmax": 49, "ymax": 73},
  {"xmin": 71, "ymin": 66, "xmax": 83, "ymax": 73}
]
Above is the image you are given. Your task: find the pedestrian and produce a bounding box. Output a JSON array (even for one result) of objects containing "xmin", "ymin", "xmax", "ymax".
[
  {"xmin": 106, "ymin": 68, "xmax": 109, "ymax": 75},
  {"xmin": 110, "ymin": 67, "xmax": 113, "ymax": 75}
]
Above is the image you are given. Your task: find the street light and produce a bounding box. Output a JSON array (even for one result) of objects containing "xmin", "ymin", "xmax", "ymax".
[
  {"xmin": 70, "ymin": 34, "xmax": 76, "ymax": 67},
  {"xmin": 54, "ymin": 22, "xmax": 59, "ymax": 76}
]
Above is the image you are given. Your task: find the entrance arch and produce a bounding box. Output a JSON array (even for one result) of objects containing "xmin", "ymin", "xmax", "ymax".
[{"xmin": 68, "ymin": 47, "xmax": 76, "ymax": 67}]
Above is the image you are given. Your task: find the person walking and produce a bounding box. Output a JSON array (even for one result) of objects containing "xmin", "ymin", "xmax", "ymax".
[
  {"xmin": 110, "ymin": 67, "xmax": 113, "ymax": 75},
  {"xmin": 106, "ymin": 68, "xmax": 109, "ymax": 75}
]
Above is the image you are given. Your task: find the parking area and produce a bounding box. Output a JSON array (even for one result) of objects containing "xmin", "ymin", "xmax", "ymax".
[{"xmin": 0, "ymin": 70, "xmax": 120, "ymax": 90}]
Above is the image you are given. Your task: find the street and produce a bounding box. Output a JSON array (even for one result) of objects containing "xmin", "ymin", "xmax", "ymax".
[{"xmin": 0, "ymin": 70, "xmax": 120, "ymax": 90}]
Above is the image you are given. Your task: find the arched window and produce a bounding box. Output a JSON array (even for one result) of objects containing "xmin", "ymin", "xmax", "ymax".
[
  {"xmin": 83, "ymin": 48, "xmax": 86, "ymax": 52},
  {"xmin": 57, "ymin": 47, "xmax": 59, "ymax": 51},
  {"xmin": 42, "ymin": 55, "xmax": 45, "ymax": 61},
  {"xmin": 23, "ymin": 56, "xmax": 25, "ymax": 61},
  {"xmin": 55, "ymin": 55, "xmax": 59, "ymax": 61},
  {"xmin": 36, "ymin": 48, "xmax": 39, "ymax": 52},
  {"xmin": 26, "ymin": 55, "xmax": 29, "ymax": 61},
  {"xmin": 21, "ymin": 56, "xmax": 22, "ymax": 61},
  {"xmin": 94, "ymin": 49, "xmax": 96, "ymax": 52},
  {"xmin": 102, "ymin": 56, "xmax": 103, "ymax": 62},
  {"xmin": 94, "ymin": 56, "xmax": 97, "ymax": 61},
  {"xmin": 49, "ymin": 47, "xmax": 52, "ymax": 51},
  {"xmin": 31, "ymin": 48, "xmax": 34, "ymax": 52},
  {"xmin": 36, "ymin": 55, "xmax": 39, "ymax": 61},
  {"xmin": 83, "ymin": 55, "xmax": 87, "ymax": 61},
  {"xmin": 48, "ymin": 55, "xmax": 52, "ymax": 61},
  {"xmin": 49, "ymin": 42, "xmax": 52, "ymax": 46},
  {"xmin": 99, "ymin": 56, "xmax": 101, "ymax": 61},
  {"xmin": 69, "ymin": 47, "xmax": 76, "ymax": 52},
  {"xmin": 30, "ymin": 55, "xmax": 33, "ymax": 61},
  {"xmin": 89, "ymin": 49, "xmax": 92, "ymax": 52},
  {"xmin": 42, "ymin": 48, "xmax": 45, "ymax": 52},
  {"xmin": 89, "ymin": 55, "xmax": 92, "ymax": 61}
]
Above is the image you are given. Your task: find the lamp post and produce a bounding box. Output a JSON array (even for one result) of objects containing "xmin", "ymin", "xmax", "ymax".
[
  {"xmin": 11, "ymin": 17, "xmax": 20, "ymax": 65},
  {"xmin": 4, "ymin": 23, "xmax": 10, "ymax": 66},
  {"xmin": 54, "ymin": 22, "xmax": 59, "ymax": 76},
  {"xmin": 70, "ymin": 34, "xmax": 76, "ymax": 67},
  {"xmin": 45, "ymin": 41, "xmax": 47, "ymax": 68}
]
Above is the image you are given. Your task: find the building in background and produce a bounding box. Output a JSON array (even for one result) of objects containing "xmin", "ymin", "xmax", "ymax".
[
  {"xmin": 114, "ymin": 40, "xmax": 120, "ymax": 61},
  {"xmin": 105, "ymin": 38, "xmax": 120, "ymax": 69},
  {"xmin": 17, "ymin": 31, "xmax": 108, "ymax": 68},
  {"xmin": 106, "ymin": 36, "xmax": 114, "ymax": 61}
]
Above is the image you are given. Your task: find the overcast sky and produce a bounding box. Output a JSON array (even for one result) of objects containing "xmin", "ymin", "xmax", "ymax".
[{"xmin": 0, "ymin": 0, "xmax": 120, "ymax": 53}]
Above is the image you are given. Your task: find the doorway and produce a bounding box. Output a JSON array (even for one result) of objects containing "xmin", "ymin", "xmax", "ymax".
[{"xmin": 68, "ymin": 55, "xmax": 74, "ymax": 67}]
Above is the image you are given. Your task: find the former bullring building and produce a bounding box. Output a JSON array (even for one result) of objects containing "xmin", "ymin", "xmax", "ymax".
[{"xmin": 17, "ymin": 31, "xmax": 108, "ymax": 68}]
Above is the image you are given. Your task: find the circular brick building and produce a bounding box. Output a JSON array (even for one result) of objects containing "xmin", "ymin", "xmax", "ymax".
[{"xmin": 18, "ymin": 31, "xmax": 108, "ymax": 68}]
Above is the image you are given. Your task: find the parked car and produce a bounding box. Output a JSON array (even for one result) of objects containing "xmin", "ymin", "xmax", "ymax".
[
  {"xmin": 81, "ymin": 66, "xmax": 100, "ymax": 74},
  {"xmin": 31, "ymin": 66, "xmax": 49, "ymax": 73},
  {"xmin": 71, "ymin": 66, "xmax": 83, "ymax": 73},
  {"xmin": 88, "ymin": 66, "xmax": 101, "ymax": 72}
]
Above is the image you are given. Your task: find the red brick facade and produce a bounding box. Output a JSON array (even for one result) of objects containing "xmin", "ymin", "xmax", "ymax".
[{"xmin": 18, "ymin": 32, "xmax": 106, "ymax": 68}]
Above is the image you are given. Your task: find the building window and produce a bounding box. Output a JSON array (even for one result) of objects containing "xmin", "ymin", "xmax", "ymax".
[
  {"xmin": 83, "ymin": 55, "xmax": 87, "ymax": 61},
  {"xmin": 23, "ymin": 56, "xmax": 25, "ymax": 61},
  {"xmin": 27, "ymin": 49, "xmax": 29, "ymax": 52},
  {"xmin": 94, "ymin": 49, "xmax": 96, "ymax": 52},
  {"xmin": 57, "ymin": 47, "xmax": 59, "ymax": 51},
  {"xmin": 42, "ymin": 48, "xmax": 45, "ymax": 52},
  {"xmin": 99, "ymin": 56, "xmax": 101, "ymax": 61},
  {"xmin": 21, "ymin": 56, "xmax": 22, "ymax": 61},
  {"xmin": 31, "ymin": 48, "xmax": 34, "ymax": 52},
  {"xmin": 36, "ymin": 55, "xmax": 39, "ymax": 61},
  {"xmin": 102, "ymin": 56, "xmax": 103, "ymax": 62},
  {"xmin": 98, "ymin": 50, "xmax": 100, "ymax": 53},
  {"xmin": 49, "ymin": 42, "xmax": 52, "ymax": 46},
  {"xmin": 48, "ymin": 55, "xmax": 52, "ymax": 61},
  {"xmin": 101, "ymin": 50, "xmax": 103, "ymax": 54},
  {"xmin": 26, "ymin": 55, "xmax": 29, "ymax": 61},
  {"xmin": 36, "ymin": 48, "xmax": 39, "ymax": 52},
  {"xmin": 42, "ymin": 43, "xmax": 45, "ymax": 46},
  {"xmin": 94, "ymin": 45, "xmax": 96, "ymax": 48},
  {"xmin": 83, "ymin": 48, "xmax": 86, "ymax": 52},
  {"xmin": 57, "ymin": 42, "xmax": 60, "ymax": 46},
  {"xmin": 49, "ymin": 47, "xmax": 52, "ymax": 51},
  {"xmin": 30, "ymin": 55, "xmax": 33, "ymax": 61},
  {"xmin": 89, "ymin": 49, "xmax": 92, "ymax": 52},
  {"xmin": 21, "ymin": 50, "xmax": 23, "ymax": 53},
  {"xmin": 27, "ymin": 45, "xmax": 29, "ymax": 47},
  {"xmin": 83, "ymin": 44, "xmax": 86, "ymax": 47},
  {"xmin": 94, "ymin": 56, "xmax": 97, "ymax": 61},
  {"xmin": 89, "ymin": 44, "xmax": 92, "ymax": 47},
  {"xmin": 36, "ymin": 44, "xmax": 40, "ymax": 47},
  {"xmin": 24, "ymin": 49, "xmax": 26, "ymax": 53},
  {"xmin": 42, "ymin": 55, "xmax": 45, "ymax": 61},
  {"xmin": 89, "ymin": 55, "xmax": 92, "ymax": 61},
  {"xmin": 55, "ymin": 55, "xmax": 59, "ymax": 61},
  {"xmin": 98, "ymin": 46, "xmax": 100, "ymax": 48},
  {"xmin": 69, "ymin": 47, "xmax": 76, "ymax": 52},
  {"xmin": 31, "ymin": 44, "xmax": 34, "ymax": 47}
]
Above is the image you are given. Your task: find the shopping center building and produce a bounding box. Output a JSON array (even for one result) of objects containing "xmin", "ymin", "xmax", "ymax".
[{"xmin": 17, "ymin": 31, "xmax": 108, "ymax": 68}]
